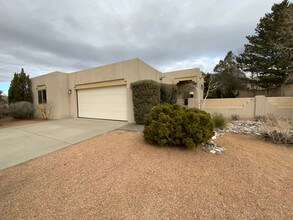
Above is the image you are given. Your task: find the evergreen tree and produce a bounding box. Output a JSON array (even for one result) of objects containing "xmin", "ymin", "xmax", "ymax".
[
  {"xmin": 8, "ymin": 68, "xmax": 33, "ymax": 104},
  {"xmin": 213, "ymin": 51, "xmax": 247, "ymax": 98},
  {"xmin": 237, "ymin": 0, "xmax": 293, "ymax": 89}
]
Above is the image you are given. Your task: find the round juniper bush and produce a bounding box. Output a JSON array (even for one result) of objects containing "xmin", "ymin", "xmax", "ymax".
[{"xmin": 143, "ymin": 103, "xmax": 214, "ymax": 149}]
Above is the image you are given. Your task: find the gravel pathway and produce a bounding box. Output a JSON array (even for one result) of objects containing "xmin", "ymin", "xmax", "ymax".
[{"xmin": 0, "ymin": 130, "xmax": 292, "ymax": 219}]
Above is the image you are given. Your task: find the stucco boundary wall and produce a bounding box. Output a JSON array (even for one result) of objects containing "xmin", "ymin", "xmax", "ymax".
[{"xmin": 196, "ymin": 96, "xmax": 293, "ymax": 120}]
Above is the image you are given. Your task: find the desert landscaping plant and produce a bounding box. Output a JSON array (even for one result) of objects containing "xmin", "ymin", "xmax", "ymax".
[
  {"xmin": 231, "ymin": 114, "xmax": 240, "ymax": 121},
  {"xmin": 37, "ymin": 102, "xmax": 53, "ymax": 120},
  {"xmin": 9, "ymin": 101, "xmax": 35, "ymax": 119},
  {"xmin": 255, "ymin": 115, "xmax": 267, "ymax": 122},
  {"xmin": 261, "ymin": 130, "xmax": 293, "ymax": 145},
  {"xmin": 0, "ymin": 90, "xmax": 9, "ymax": 120},
  {"xmin": 212, "ymin": 113, "xmax": 227, "ymax": 129},
  {"xmin": 0, "ymin": 107, "xmax": 10, "ymax": 120},
  {"xmin": 143, "ymin": 104, "xmax": 214, "ymax": 148},
  {"xmin": 260, "ymin": 114, "xmax": 293, "ymax": 145}
]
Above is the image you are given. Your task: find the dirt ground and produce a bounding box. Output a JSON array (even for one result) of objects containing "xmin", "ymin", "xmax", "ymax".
[{"xmin": 0, "ymin": 130, "xmax": 292, "ymax": 220}]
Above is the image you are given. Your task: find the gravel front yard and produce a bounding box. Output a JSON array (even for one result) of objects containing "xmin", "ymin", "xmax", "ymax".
[{"xmin": 0, "ymin": 130, "xmax": 292, "ymax": 219}]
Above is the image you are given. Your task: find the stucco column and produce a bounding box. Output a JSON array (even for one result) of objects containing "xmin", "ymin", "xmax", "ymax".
[{"xmin": 255, "ymin": 95, "xmax": 266, "ymax": 117}]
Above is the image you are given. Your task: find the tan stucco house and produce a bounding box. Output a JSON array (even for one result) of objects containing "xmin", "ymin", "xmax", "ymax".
[{"xmin": 31, "ymin": 58, "xmax": 203, "ymax": 122}]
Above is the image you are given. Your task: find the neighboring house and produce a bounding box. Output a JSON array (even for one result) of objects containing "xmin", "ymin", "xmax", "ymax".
[
  {"xmin": 238, "ymin": 83, "xmax": 293, "ymax": 98},
  {"xmin": 0, "ymin": 95, "xmax": 8, "ymax": 107},
  {"xmin": 31, "ymin": 58, "xmax": 203, "ymax": 122}
]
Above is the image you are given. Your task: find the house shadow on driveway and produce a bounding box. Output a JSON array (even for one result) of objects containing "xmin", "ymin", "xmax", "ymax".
[{"xmin": 0, "ymin": 118, "xmax": 127, "ymax": 170}]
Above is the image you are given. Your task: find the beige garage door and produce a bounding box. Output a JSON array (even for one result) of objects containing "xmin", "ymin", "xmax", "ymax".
[{"xmin": 77, "ymin": 85, "xmax": 127, "ymax": 121}]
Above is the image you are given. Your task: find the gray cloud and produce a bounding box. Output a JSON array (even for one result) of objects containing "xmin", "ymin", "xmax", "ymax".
[{"xmin": 0, "ymin": 0, "xmax": 282, "ymax": 82}]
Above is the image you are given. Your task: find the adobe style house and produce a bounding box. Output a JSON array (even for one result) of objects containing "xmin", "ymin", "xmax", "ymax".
[{"xmin": 31, "ymin": 58, "xmax": 203, "ymax": 122}]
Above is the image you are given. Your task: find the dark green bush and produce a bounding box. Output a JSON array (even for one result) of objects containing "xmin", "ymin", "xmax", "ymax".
[
  {"xmin": 160, "ymin": 84, "xmax": 178, "ymax": 104},
  {"xmin": 131, "ymin": 80, "xmax": 160, "ymax": 124},
  {"xmin": 9, "ymin": 101, "xmax": 35, "ymax": 119},
  {"xmin": 212, "ymin": 113, "xmax": 227, "ymax": 129},
  {"xmin": 160, "ymin": 84, "xmax": 172, "ymax": 104},
  {"xmin": 170, "ymin": 85, "xmax": 178, "ymax": 104},
  {"xmin": 131, "ymin": 80, "xmax": 179, "ymax": 124},
  {"xmin": 144, "ymin": 104, "xmax": 214, "ymax": 148}
]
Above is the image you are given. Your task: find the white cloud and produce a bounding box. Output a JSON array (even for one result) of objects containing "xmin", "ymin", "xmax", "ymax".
[
  {"xmin": 161, "ymin": 57, "xmax": 221, "ymax": 73},
  {"xmin": 0, "ymin": 0, "xmax": 282, "ymax": 83}
]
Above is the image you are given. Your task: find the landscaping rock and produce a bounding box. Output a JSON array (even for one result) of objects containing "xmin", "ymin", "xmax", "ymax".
[
  {"xmin": 202, "ymin": 120, "xmax": 266, "ymax": 155},
  {"xmin": 214, "ymin": 129, "xmax": 225, "ymax": 138},
  {"xmin": 202, "ymin": 140, "xmax": 225, "ymax": 155},
  {"xmin": 215, "ymin": 150, "xmax": 222, "ymax": 155},
  {"xmin": 226, "ymin": 120, "xmax": 263, "ymax": 135}
]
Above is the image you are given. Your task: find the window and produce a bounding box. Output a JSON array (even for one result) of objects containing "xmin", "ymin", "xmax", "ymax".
[{"xmin": 38, "ymin": 90, "xmax": 47, "ymax": 104}]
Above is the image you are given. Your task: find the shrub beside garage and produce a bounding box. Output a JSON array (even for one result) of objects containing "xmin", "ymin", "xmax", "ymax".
[
  {"xmin": 131, "ymin": 80, "xmax": 178, "ymax": 124},
  {"xmin": 131, "ymin": 80, "xmax": 161, "ymax": 124}
]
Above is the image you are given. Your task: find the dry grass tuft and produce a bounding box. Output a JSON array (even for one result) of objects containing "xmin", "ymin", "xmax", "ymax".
[{"xmin": 259, "ymin": 114, "xmax": 293, "ymax": 145}]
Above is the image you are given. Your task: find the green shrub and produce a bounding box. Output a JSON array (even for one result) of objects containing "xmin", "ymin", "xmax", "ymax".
[
  {"xmin": 144, "ymin": 104, "xmax": 214, "ymax": 148},
  {"xmin": 160, "ymin": 84, "xmax": 172, "ymax": 104},
  {"xmin": 131, "ymin": 80, "xmax": 179, "ymax": 124},
  {"xmin": 131, "ymin": 80, "xmax": 160, "ymax": 124},
  {"xmin": 170, "ymin": 85, "xmax": 178, "ymax": 104},
  {"xmin": 9, "ymin": 101, "xmax": 35, "ymax": 119},
  {"xmin": 212, "ymin": 113, "xmax": 227, "ymax": 129},
  {"xmin": 160, "ymin": 84, "xmax": 178, "ymax": 104}
]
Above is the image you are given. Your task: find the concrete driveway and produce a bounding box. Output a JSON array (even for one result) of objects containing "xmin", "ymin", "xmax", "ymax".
[{"xmin": 0, "ymin": 118, "xmax": 127, "ymax": 170}]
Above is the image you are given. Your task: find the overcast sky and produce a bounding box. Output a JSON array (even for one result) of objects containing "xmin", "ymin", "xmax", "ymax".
[{"xmin": 0, "ymin": 0, "xmax": 282, "ymax": 94}]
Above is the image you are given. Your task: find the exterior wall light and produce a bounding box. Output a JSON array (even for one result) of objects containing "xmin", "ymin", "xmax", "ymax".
[{"xmin": 68, "ymin": 89, "xmax": 72, "ymax": 94}]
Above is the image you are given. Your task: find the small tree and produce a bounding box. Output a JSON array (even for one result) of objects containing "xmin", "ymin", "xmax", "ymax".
[
  {"xmin": 202, "ymin": 73, "xmax": 222, "ymax": 109},
  {"xmin": 203, "ymin": 73, "xmax": 223, "ymax": 98},
  {"xmin": 37, "ymin": 102, "xmax": 53, "ymax": 120},
  {"xmin": 8, "ymin": 68, "xmax": 33, "ymax": 104},
  {"xmin": 213, "ymin": 51, "xmax": 247, "ymax": 98}
]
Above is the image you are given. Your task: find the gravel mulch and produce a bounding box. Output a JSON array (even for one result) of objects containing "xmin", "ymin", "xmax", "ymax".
[{"xmin": 0, "ymin": 131, "xmax": 292, "ymax": 219}]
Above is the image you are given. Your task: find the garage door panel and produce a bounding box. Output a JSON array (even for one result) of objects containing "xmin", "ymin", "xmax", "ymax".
[
  {"xmin": 79, "ymin": 104, "xmax": 125, "ymax": 112},
  {"xmin": 78, "ymin": 94, "xmax": 126, "ymax": 104},
  {"xmin": 77, "ymin": 86, "xmax": 127, "ymax": 121},
  {"xmin": 79, "ymin": 110, "xmax": 126, "ymax": 119}
]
